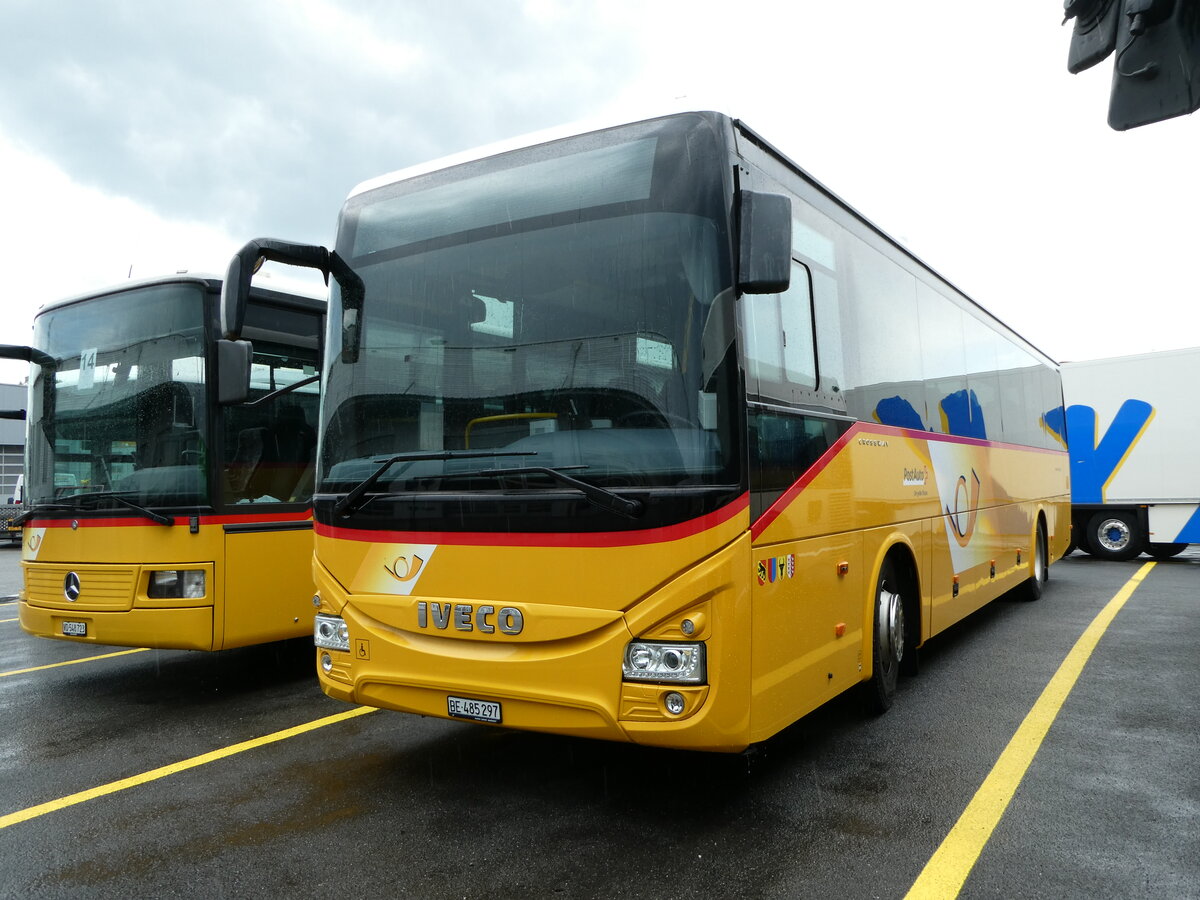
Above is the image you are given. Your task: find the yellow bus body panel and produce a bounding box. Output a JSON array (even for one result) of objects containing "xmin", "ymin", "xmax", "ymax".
[
  {"xmin": 314, "ymin": 423, "xmax": 1069, "ymax": 751},
  {"xmin": 315, "ymin": 504, "xmax": 754, "ymax": 751},
  {"xmin": 748, "ymin": 424, "xmax": 1068, "ymax": 742},
  {"xmin": 19, "ymin": 514, "xmax": 315, "ymax": 651}
]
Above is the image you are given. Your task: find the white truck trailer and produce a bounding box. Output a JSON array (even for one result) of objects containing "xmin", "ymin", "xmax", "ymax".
[{"xmin": 1057, "ymin": 347, "xmax": 1200, "ymax": 560}]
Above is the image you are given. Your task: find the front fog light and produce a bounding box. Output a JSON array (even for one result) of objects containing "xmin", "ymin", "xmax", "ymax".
[
  {"xmin": 664, "ymin": 692, "xmax": 686, "ymax": 715},
  {"xmin": 314, "ymin": 614, "xmax": 351, "ymax": 651},
  {"xmin": 622, "ymin": 641, "xmax": 706, "ymax": 684},
  {"xmin": 147, "ymin": 569, "xmax": 206, "ymax": 599},
  {"xmin": 321, "ymin": 652, "xmax": 333, "ymax": 673}
]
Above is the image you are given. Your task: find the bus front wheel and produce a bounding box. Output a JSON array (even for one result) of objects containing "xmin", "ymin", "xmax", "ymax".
[
  {"xmin": 1016, "ymin": 520, "xmax": 1048, "ymax": 602},
  {"xmin": 863, "ymin": 557, "xmax": 905, "ymax": 714}
]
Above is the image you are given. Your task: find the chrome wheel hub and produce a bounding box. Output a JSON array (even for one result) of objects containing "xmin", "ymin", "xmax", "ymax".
[
  {"xmin": 878, "ymin": 585, "xmax": 904, "ymax": 665},
  {"xmin": 1097, "ymin": 519, "xmax": 1131, "ymax": 552}
]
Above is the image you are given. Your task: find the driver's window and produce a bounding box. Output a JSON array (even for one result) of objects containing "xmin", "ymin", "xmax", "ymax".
[{"xmin": 743, "ymin": 260, "xmax": 816, "ymax": 400}]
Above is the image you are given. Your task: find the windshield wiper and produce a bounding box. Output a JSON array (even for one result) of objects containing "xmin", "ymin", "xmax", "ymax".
[
  {"xmin": 333, "ymin": 450, "xmax": 538, "ymax": 518},
  {"xmin": 464, "ymin": 465, "xmax": 644, "ymax": 519},
  {"xmin": 11, "ymin": 503, "xmax": 74, "ymax": 527},
  {"xmin": 60, "ymin": 491, "xmax": 175, "ymax": 526}
]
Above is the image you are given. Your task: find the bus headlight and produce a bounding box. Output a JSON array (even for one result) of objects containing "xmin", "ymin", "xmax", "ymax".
[
  {"xmin": 314, "ymin": 614, "xmax": 350, "ymax": 652},
  {"xmin": 147, "ymin": 570, "xmax": 206, "ymax": 599},
  {"xmin": 622, "ymin": 641, "xmax": 707, "ymax": 684}
]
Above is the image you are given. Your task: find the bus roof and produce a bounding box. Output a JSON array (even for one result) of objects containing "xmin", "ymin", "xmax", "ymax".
[
  {"xmin": 36, "ymin": 271, "xmax": 325, "ymax": 318},
  {"xmin": 347, "ymin": 106, "xmax": 715, "ymax": 200},
  {"xmin": 346, "ymin": 109, "xmax": 1059, "ymax": 368}
]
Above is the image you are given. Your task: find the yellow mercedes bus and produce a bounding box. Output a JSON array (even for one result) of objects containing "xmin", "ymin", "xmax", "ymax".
[
  {"xmin": 223, "ymin": 112, "xmax": 1070, "ymax": 751},
  {"xmin": 12, "ymin": 274, "xmax": 324, "ymax": 651}
]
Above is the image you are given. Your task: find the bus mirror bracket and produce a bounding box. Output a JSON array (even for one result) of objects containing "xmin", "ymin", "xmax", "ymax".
[
  {"xmin": 221, "ymin": 238, "xmax": 335, "ymax": 339},
  {"xmin": 737, "ymin": 191, "xmax": 792, "ymax": 295},
  {"xmin": 0, "ymin": 344, "xmax": 55, "ymax": 367},
  {"xmin": 0, "ymin": 344, "xmax": 53, "ymax": 420},
  {"xmin": 221, "ymin": 237, "xmax": 364, "ymax": 364},
  {"xmin": 217, "ymin": 339, "xmax": 253, "ymax": 406}
]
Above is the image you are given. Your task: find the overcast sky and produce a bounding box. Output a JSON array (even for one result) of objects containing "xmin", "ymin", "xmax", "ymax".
[{"xmin": 2, "ymin": 0, "xmax": 1197, "ymax": 385}]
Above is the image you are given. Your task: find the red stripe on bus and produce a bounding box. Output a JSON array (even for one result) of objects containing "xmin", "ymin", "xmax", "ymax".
[
  {"xmin": 315, "ymin": 493, "xmax": 750, "ymax": 548},
  {"xmin": 749, "ymin": 426, "xmax": 859, "ymax": 542},
  {"xmin": 24, "ymin": 510, "xmax": 313, "ymax": 529}
]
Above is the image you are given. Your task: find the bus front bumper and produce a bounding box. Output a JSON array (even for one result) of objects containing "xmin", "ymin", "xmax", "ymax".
[{"xmin": 18, "ymin": 600, "xmax": 215, "ymax": 651}]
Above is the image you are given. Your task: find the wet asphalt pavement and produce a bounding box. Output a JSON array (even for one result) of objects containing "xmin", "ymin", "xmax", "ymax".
[{"xmin": 0, "ymin": 542, "xmax": 1196, "ymax": 899}]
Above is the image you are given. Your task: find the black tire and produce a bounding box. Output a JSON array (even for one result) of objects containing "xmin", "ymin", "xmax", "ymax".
[
  {"xmin": 1075, "ymin": 515, "xmax": 1096, "ymax": 555},
  {"xmin": 1085, "ymin": 511, "xmax": 1144, "ymax": 561},
  {"xmin": 1146, "ymin": 542, "xmax": 1188, "ymax": 559},
  {"xmin": 1016, "ymin": 520, "xmax": 1049, "ymax": 601},
  {"xmin": 863, "ymin": 557, "xmax": 906, "ymax": 714}
]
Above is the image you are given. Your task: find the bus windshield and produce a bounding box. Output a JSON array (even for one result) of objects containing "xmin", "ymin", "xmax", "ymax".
[
  {"xmin": 320, "ymin": 115, "xmax": 740, "ymax": 530},
  {"xmin": 27, "ymin": 283, "xmax": 210, "ymax": 508}
]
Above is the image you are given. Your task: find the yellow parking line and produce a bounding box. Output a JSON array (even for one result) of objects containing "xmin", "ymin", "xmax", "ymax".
[
  {"xmin": 0, "ymin": 647, "xmax": 151, "ymax": 678},
  {"xmin": 0, "ymin": 617, "xmax": 17, "ymax": 623},
  {"xmin": 0, "ymin": 706, "xmax": 377, "ymax": 829},
  {"xmin": 905, "ymin": 561, "xmax": 1155, "ymax": 899}
]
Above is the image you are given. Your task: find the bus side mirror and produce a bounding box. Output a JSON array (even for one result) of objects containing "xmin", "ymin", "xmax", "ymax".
[
  {"xmin": 1064, "ymin": 0, "xmax": 1121, "ymax": 74},
  {"xmin": 217, "ymin": 339, "xmax": 253, "ymax": 405},
  {"xmin": 330, "ymin": 253, "xmax": 365, "ymax": 364},
  {"xmin": 737, "ymin": 191, "xmax": 792, "ymax": 295},
  {"xmin": 1064, "ymin": 0, "xmax": 1200, "ymax": 130}
]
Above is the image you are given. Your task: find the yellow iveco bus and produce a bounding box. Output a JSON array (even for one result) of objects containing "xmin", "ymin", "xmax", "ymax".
[
  {"xmin": 11, "ymin": 274, "xmax": 324, "ymax": 651},
  {"xmin": 223, "ymin": 111, "xmax": 1070, "ymax": 751}
]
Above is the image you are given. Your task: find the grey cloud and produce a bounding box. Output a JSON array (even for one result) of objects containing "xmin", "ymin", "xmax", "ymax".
[{"xmin": 2, "ymin": 1, "xmax": 640, "ymax": 246}]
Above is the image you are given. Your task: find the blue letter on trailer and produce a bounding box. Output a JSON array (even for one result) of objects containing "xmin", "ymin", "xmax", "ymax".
[{"xmin": 1065, "ymin": 400, "xmax": 1154, "ymax": 504}]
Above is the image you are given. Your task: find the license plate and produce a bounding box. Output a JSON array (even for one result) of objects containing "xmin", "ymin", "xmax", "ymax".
[
  {"xmin": 447, "ymin": 695, "xmax": 501, "ymax": 723},
  {"xmin": 62, "ymin": 621, "xmax": 87, "ymax": 637}
]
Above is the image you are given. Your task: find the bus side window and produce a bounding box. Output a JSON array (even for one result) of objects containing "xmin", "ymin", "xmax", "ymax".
[{"xmin": 743, "ymin": 260, "xmax": 816, "ymax": 402}]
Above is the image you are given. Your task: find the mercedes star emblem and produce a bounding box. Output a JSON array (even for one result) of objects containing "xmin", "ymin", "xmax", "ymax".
[{"xmin": 63, "ymin": 572, "xmax": 82, "ymax": 602}]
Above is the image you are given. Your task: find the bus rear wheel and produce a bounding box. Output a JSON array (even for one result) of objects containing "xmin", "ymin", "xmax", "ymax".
[{"xmin": 863, "ymin": 557, "xmax": 905, "ymax": 714}]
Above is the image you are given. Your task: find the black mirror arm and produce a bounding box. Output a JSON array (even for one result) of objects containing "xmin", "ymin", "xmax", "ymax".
[{"xmin": 221, "ymin": 238, "xmax": 334, "ymax": 340}]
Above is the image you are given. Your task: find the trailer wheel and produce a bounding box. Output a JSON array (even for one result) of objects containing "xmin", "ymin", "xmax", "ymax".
[
  {"xmin": 1086, "ymin": 511, "xmax": 1144, "ymax": 561},
  {"xmin": 1146, "ymin": 542, "xmax": 1188, "ymax": 559}
]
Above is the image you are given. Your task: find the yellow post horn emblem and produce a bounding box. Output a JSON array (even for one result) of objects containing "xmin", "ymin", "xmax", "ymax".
[{"xmin": 384, "ymin": 554, "xmax": 425, "ymax": 582}]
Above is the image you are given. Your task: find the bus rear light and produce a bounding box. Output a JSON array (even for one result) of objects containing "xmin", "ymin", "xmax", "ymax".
[
  {"xmin": 314, "ymin": 614, "xmax": 350, "ymax": 652},
  {"xmin": 622, "ymin": 641, "xmax": 706, "ymax": 684},
  {"xmin": 147, "ymin": 570, "xmax": 206, "ymax": 599}
]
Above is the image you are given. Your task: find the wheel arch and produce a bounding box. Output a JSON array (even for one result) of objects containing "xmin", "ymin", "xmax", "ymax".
[{"xmin": 863, "ymin": 536, "xmax": 923, "ymax": 670}]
